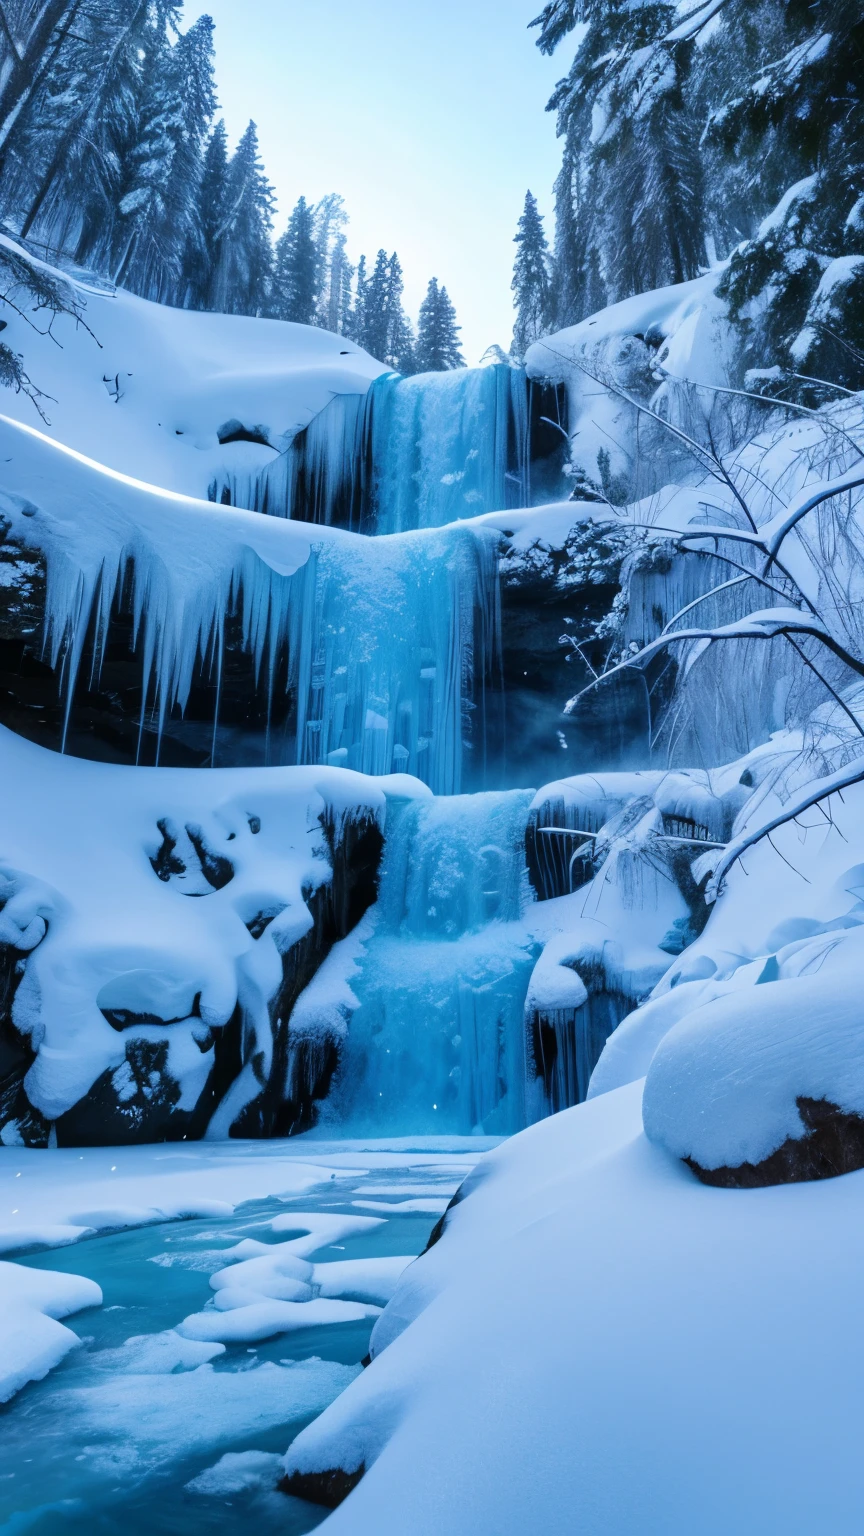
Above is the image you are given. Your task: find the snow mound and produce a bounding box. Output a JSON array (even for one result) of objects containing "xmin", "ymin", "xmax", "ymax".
[
  {"xmin": 281, "ymin": 1083, "xmax": 864, "ymax": 1534},
  {"xmin": 642, "ymin": 932, "xmax": 864, "ymax": 1172},
  {"xmin": 0, "ymin": 237, "xmax": 386, "ymax": 497},
  {"xmin": 186, "ymin": 1450, "xmax": 284, "ymax": 1496},
  {"xmin": 0, "ymin": 1259, "xmax": 102, "ymax": 1401},
  {"xmin": 0, "ymin": 722, "xmax": 398, "ymax": 1143}
]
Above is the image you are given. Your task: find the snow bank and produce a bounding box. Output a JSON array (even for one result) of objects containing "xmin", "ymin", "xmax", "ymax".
[
  {"xmin": 281, "ymin": 1082, "xmax": 864, "ymax": 1534},
  {"xmin": 0, "ymin": 1259, "xmax": 101, "ymax": 1401},
  {"xmin": 0, "ymin": 236, "xmax": 386, "ymax": 499},
  {"xmin": 524, "ymin": 272, "xmax": 732, "ymax": 499}
]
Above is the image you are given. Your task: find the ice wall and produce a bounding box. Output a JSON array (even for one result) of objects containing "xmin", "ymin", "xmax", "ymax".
[
  {"xmin": 0, "ymin": 417, "xmax": 502, "ymax": 795},
  {"xmin": 318, "ymin": 789, "xmax": 538, "ymax": 1136}
]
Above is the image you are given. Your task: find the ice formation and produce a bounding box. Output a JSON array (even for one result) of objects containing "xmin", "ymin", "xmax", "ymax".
[
  {"xmin": 0, "ymin": 414, "xmax": 501, "ymax": 790},
  {"xmin": 215, "ymin": 362, "xmax": 542, "ymax": 532}
]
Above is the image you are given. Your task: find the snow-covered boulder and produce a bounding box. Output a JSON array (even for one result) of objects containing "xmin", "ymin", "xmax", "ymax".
[
  {"xmin": 642, "ymin": 928, "xmax": 864, "ymax": 1186},
  {"xmin": 0, "ymin": 725, "xmax": 428, "ymax": 1145}
]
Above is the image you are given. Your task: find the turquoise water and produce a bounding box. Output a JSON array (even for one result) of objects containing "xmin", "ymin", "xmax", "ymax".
[{"xmin": 0, "ymin": 1170, "xmax": 451, "ymax": 1535}]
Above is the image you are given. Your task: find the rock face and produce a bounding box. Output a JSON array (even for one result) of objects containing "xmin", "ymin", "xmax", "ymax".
[
  {"xmin": 278, "ymin": 1464, "xmax": 365, "ymax": 1508},
  {"xmin": 230, "ymin": 807, "xmax": 384, "ymax": 1139},
  {"xmin": 688, "ymin": 1097, "xmax": 864, "ymax": 1189}
]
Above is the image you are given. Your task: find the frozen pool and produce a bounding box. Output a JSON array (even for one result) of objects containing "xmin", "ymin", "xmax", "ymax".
[{"xmin": 0, "ymin": 1147, "xmax": 479, "ymax": 1535}]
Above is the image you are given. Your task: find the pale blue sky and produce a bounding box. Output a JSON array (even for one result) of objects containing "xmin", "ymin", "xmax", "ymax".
[{"xmin": 179, "ymin": 1, "xmax": 565, "ymax": 363}]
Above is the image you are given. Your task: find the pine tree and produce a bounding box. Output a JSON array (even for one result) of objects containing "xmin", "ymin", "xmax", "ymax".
[
  {"xmin": 311, "ymin": 192, "xmax": 348, "ymax": 327},
  {"xmin": 156, "ymin": 14, "xmax": 217, "ymax": 300},
  {"xmin": 359, "ymin": 250, "xmax": 415, "ymax": 370},
  {"xmin": 533, "ymin": 1, "xmax": 705, "ymax": 325},
  {"xmin": 186, "ymin": 116, "xmax": 228, "ymax": 309},
  {"xmin": 707, "ymin": 0, "xmax": 864, "ymax": 388},
  {"xmin": 9, "ymin": 0, "xmax": 151, "ymax": 259},
  {"xmin": 383, "ymin": 252, "xmax": 415, "ymax": 372},
  {"xmin": 322, "ymin": 230, "xmax": 353, "ymax": 334},
  {"xmin": 361, "ymin": 248, "xmax": 391, "ymax": 361},
  {"xmin": 416, "ymin": 277, "xmax": 465, "ymax": 371},
  {"xmin": 270, "ymin": 195, "xmax": 318, "ymax": 323},
  {"xmin": 511, "ymin": 191, "xmax": 552, "ymax": 359},
  {"xmin": 345, "ymin": 252, "xmax": 368, "ymax": 343},
  {"xmin": 210, "ymin": 120, "xmax": 274, "ymax": 315},
  {"xmin": 110, "ymin": 25, "xmax": 185, "ymax": 290}
]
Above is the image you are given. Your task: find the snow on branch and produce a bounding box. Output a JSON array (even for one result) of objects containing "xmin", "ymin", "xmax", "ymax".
[
  {"xmin": 706, "ymin": 753, "xmax": 864, "ymax": 904},
  {"xmin": 564, "ymin": 608, "xmax": 864, "ymax": 717}
]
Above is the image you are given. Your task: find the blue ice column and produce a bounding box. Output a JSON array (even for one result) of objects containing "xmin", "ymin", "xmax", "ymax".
[{"xmin": 323, "ymin": 788, "xmax": 539, "ymax": 1136}]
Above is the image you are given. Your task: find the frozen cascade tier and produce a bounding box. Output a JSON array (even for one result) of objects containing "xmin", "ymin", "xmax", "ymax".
[
  {"xmin": 313, "ymin": 788, "xmax": 539, "ymax": 1136},
  {"xmin": 208, "ymin": 364, "xmax": 568, "ymax": 533}
]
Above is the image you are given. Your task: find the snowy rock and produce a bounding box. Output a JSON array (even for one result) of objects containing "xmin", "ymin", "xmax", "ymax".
[{"xmin": 0, "ymin": 724, "xmax": 394, "ymax": 1144}]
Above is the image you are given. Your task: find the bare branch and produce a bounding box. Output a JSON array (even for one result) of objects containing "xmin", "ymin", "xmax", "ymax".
[
  {"xmin": 708, "ymin": 753, "xmax": 864, "ymax": 901},
  {"xmin": 663, "ymin": 373, "xmax": 864, "ymax": 462},
  {"xmin": 565, "ymin": 608, "xmax": 864, "ymax": 715}
]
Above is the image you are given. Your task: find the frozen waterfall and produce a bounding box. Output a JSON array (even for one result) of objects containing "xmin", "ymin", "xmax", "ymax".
[
  {"xmin": 320, "ymin": 789, "xmax": 539, "ymax": 1135},
  {"xmin": 211, "ymin": 364, "xmax": 565, "ymax": 533}
]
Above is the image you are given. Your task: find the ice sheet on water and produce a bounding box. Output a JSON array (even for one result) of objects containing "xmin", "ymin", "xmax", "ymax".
[
  {"xmin": 91, "ymin": 1330, "xmax": 224, "ymax": 1375},
  {"xmin": 177, "ymin": 1298, "xmax": 381, "ymax": 1344},
  {"xmin": 185, "ymin": 1450, "xmax": 284, "ymax": 1496},
  {"xmin": 43, "ymin": 1358, "xmax": 360, "ymax": 1478},
  {"xmin": 352, "ymin": 1199, "xmax": 450, "ymax": 1214}
]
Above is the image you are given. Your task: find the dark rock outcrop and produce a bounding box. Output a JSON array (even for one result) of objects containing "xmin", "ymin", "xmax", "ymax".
[
  {"xmin": 278, "ymin": 1465, "xmax": 365, "ymax": 1509},
  {"xmin": 687, "ymin": 1097, "xmax": 864, "ymax": 1188}
]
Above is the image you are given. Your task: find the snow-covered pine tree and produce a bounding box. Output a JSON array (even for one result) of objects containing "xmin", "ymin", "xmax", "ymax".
[
  {"xmin": 209, "ymin": 119, "xmax": 274, "ymax": 315},
  {"xmin": 323, "ymin": 230, "xmax": 353, "ymax": 334},
  {"xmin": 312, "ymin": 192, "xmax": 348, "ymax": 328},
  {"xmin": 184, "ymin": 116, "xmax": 228, "ymax": 309},
  {"xmin": 0, "ymin": 0, "xmax": 84, "ymax": 181},
  {"xmin": 7, "ymin": 0, "xmax": 150, "ymax": 258},
  {"xmin": 383, "ymin": 252, "xmax": 415, "ymax": 372},
  {"xmin": 270, "ymin": 195, "xmax": 319, "ymax": 323},
  {"xmin": 110, "ymin": 8, "xmax": 217, "ymax": 300},
  {"xmin": 345, "ymin": 252, "xmax": 367, "ymax": 344},
  {"xmin": 533, "ymin": 0, "xmax": 705, "ymax": 325},
  {"xmin": 416, "ymin": 277, "xmax": 465, "ymax": 371},
  {"xmin": 361, "ymin": 248, "xmax": 391, "ymax": 361},
  {"xmin": 511, "ymin": 190, "xmax": 552, "ymax": 359},
  {"xmin": 155, "ymin": 14, "xmax": 217, "ymax": 301},
  {"xmin": 707, "ymin": 0, "xmax": 864, "ymax": 391}
]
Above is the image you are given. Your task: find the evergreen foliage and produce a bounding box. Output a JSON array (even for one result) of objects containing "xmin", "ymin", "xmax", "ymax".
[
  {"xmin": 0, "ymin": 6, "xmax": 472, "ymax": 348},
  {"xmin": 210, "ymin": 120, "xmax": 274, "ymax": 315},
  {"xmin": 359, "ymin": 249, "xmax": 416, "ymax": 371},
  {"xmin": 512, "ymin": 190, "xmax": 552, "ymax": 359},
  {"xmin": 535, "ymin": 0, "xmax": 864, "ymax": 387},
  {"xmin": 271, "ymin": 195, "xmax": 318, "ymax": 323},
  {"xmin": 416, "ymin": 277, "xmax": 465, "ymax": 371}
]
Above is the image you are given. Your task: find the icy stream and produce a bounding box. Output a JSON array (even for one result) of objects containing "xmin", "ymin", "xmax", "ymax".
[{"xmin": 0, "ymin": 1149, "xmax": 481, "ymax": 1534}]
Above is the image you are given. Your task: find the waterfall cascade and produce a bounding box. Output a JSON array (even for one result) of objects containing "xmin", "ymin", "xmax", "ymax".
[
  {"xmin": 280, "ymin": 528, "xmax": 501, "ymax": 793},
  {"xmin": 210, "ymin": 364, "xmax": 566, "ymax": 534},
  {"xmin": 319, "ymin": 789, "xmax": 539, "ymax": 1136}
]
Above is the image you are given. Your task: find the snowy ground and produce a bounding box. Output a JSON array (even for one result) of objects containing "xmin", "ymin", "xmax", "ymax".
[
  {"xmin": 0, "ymin": 1136, "xmax": 491, "ymax": 1534},
  {"xmin": 0, "ymin": 233, "xmax": 385, "ymax": 499},
  {"xmin": 284, "ymin": 1086, "xmax": 864, "ymax": 1536}
]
